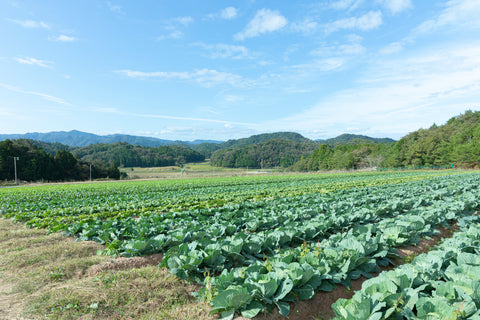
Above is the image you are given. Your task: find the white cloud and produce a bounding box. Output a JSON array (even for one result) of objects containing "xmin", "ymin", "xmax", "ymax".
[
  {"xmin": 326, "ymin": 11, "xmax": 382, "ymax": 33},
  {"xmin": 293, "ymin": 58, "xmax": 346, "ymax": 72},
  {"xmin": 338, "ymin": 43, "xmax": 366, "ymax": 55},
  {"xmin": 157, "ymin": 16, "xmax": 194, "ymax": 40},
  {"xmin": 9, "ymin": 19, "xmax": 50, "ymax": 29},
  {"xmin": 291, "ymin": 19, "xmax": 318, "ymax": 34},
  {"xmin": 235, "ymin": 9, "xmax": 287, "ymax": 40},
  {"xmin": 261, "ymin": 43, "xmax": 480, "ymax": 139},
  {"xmin": 377, "ymin": 0, "xmax": 412, "ymax": 14},
  {"xmin": 107, "ymin": 1, "xmax": 124, "ymax": 15},
  {"xmin": 207, "ymin": 7, "xmax": 238, "ymax": 20},
  {"xmin": 415, "ymin": 0, "xmax": 480, "ymax": 34},
  {"xmin": 221, "ymin": 7, "xmax": 238, "ymax": 19},
  {"xmin": 50, "ymin": 34, "xmax": 77, "ymax": 42},
  {"xmin": 0, "ymin": 83, "xmax": 71, "ymax": 106},
  {"xmin": 116, "ymin": 69, "xmax": 250, "ymax": 88},
  {"xmin": 330, "ymin": 0, "xmax": 364, "ymax": 11},
  {"xmin": 194, "ymin": 43, "xmax": 251, "ymax": 59},
  {"xmin": 13, "ymin": 57, "xmax": 53, "ymax": 68},
  {"xmin": 156, "ymin": 30, "xmax": 183, "ymax": 40},
  {"xmin": 174, "ymin": 16, "xmax": 194, "ymax": 26},
  {"xmin": 310, "ymin": 36, "xmax": 366, "ymax": 57},
  {"xmin": 94, "ymin": 107, "xmax": 253, "ymax": 126},
  {"xmin": 380, "ymin": 41, "xmax": 404, "ymax": 54},
  {"xmin": 223, "ymin": 95, "xmax": 244, "ymax": 103}
]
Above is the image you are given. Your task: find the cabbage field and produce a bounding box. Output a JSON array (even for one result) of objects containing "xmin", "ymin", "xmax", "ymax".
[{"xmin": 1, "ymin": 170, "xmax": 480, "ymax": 319}]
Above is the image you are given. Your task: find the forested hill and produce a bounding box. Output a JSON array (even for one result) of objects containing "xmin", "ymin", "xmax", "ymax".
[
  {"xmin": 388, "ymin": 110, "xmax": 480, "ymax": 167},
  {"xmin": 318, "ymin": 134, "xmax": 396, "ymax": 146},
  {"xmin": 210, "ymin": 139, "xmax": 317, "ymax": 168},
  {"xmin": 72, "ymin": 142, "xmax": 205, "ymax": 167},
  {"xmin": 294, "ymin": 110, "xmax": 480, "ymax": 171},
  {"xmin": 220, "ymin": 132, "xmax": 312, "ymax": 149}
]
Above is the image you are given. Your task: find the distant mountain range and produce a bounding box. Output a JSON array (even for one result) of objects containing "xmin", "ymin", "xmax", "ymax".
[
  {"xmin": 0, "ymin": 130, "xmax": 222, "ymax": 148},
  {"xmin": 0, "ymin": 130, "xmax": 395, "ymax": 149}
]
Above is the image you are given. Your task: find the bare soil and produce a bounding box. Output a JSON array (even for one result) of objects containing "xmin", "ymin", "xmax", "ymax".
[{"xmin": 85, "ymin": 253, "xmax": 164, "ymax": 276}]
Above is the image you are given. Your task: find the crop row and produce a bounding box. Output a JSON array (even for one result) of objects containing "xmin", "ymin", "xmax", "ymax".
[
  {"xmin": 61, "ymin": 174, "xmax": 473, "ymax": 259},
  {"xmin": 186, "ymin": 181, "xmax": 480, "ymax": 319},
  {"xmin": 0, "ymin": 171, "xmax": 456, "ymax": 227},
  {"xmin": 333, "ymin": 214, "xmax": 480, "ymax": 319}
]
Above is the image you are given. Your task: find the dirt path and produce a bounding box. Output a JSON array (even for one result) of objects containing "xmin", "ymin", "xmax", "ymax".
[{"xmin": 0, "ymin": 279, "xmax": 28, "ymax": 320}]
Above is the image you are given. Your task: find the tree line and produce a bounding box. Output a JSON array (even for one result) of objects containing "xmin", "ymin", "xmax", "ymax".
[
  {"xmin": 0, "ymin": 139, "xmax": 121, "ymax": 182},
  {"xmin": 294, "ymin": 110, "xmax": 480, "ymax": 171},
  {"xmin": 72, "ymin": 142, "xmax": 205, "ymax": 167}
]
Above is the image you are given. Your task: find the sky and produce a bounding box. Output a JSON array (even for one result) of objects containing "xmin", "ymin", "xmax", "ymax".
[{"xmin": 1, "ymin": 0, "xmax": 479, "ymax": 141}]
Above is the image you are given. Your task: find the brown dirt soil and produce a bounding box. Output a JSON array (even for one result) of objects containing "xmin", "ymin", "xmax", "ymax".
[
  {"xmin": 242, "ymin": 224, "xmax": 458, "ymax": 320},
  {"xmin": 85, "ymin": 253, "xmax": 164, "ymax": 276},
  {"xmin": 394, "ymin": 224, "xmax": 457, "ymax": 260}
]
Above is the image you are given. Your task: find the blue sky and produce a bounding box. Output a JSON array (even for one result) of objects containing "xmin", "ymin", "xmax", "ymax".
[{"xmin": 1, "ymin": 0, "xmax": 479, "ymax": 141}]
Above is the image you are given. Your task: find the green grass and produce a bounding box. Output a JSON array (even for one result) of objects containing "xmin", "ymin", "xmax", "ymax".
[{"xmin": 119, "ymin": 160, "xmax": 285, "ymax": 179}]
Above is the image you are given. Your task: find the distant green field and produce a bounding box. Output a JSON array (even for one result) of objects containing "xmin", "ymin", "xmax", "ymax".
[{"xmin": 119, "ymin": 161, "xmax": 284, "ymax": 179}]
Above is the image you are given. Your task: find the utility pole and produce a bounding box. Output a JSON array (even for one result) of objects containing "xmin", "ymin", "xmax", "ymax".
[
  {"xmin": 13, "ymin": 156, "xmax": 19, "ymax": 185},
  {"xmin": 89, "ymin": 163, "xmax": 92, "ymax": 181}
]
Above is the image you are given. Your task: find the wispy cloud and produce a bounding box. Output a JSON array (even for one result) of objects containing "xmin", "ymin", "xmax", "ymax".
[
  {"xmin": 107, "ymin": 1, "xmax": 124, "ymax": 15},
  {"xmin": 293, "ymin": 58, "xmax": 346, "ymax": 72},
  {"xmin": 0, "ymin": 83, "xmax": 71, "ymax": 106},
  {"xmin": 291, "ymin": 19, "xmax": 318, "ymax": 34},
  {"xmin": 115, "ymin": 69, "xmax": 250, "ymax": 88},
  {"xmin": 8, "ymin": 19, "xmax": 50, "ymax": 29},
  {"xmin": 173, "ymin": 16, "xmax": 194, "ymax": 26},
  {"xmin": 95, "ymin": 107, "xmax": 254, "ymax": 126},
  {"xmin": 330, "ymin": 0, "xmax": 364, "ymax": 11},
  {"xmin": 381, "ymin": 0, "xmax": 480, "ymax": 54},
  {"xmin": 207, "ymin": 7, "xmax": 238, "ymax": 20},
  {"xmin": 377, "ymin": 0, "xmax": 412, "ymax": 14},
  {"xmin": 13, "ymin": 57, "xmax": 53, "ymax": 68},
  {"xmin": 49, "ymin": 34, "xmax": 77, "ymax": 42},
  {"xmin": 325, "ymin": 11, "xmax": 382, "ymax": 33},
  {"xmin": 414, "ymin": 0, "xmax": 480, "ymax": 34},
  {"xmin": 311, "ymin": 42, "xmax": 366, "ymax": 56},
  {"xmin": 235, "ymin": 9, "xmax": 287, "ymax": 40},
  {"xmin": 157, "ymin": 16, "xmax": 194, "ymax": 40},
  {"xmin": 262, "ymin": 43, "xmax": 480, "ymax": 139},
  {"xmin": 223, "ymin": 94, "xmax": 244, "ymax": 103},
  {"xmin": 380, "ymin": 41, "xmax": 403, "ymax": 54},
  {"xmin": 194, "ymin": 42, "xmax": 251, "ymax": 59},
  {"xmin": 156, "ymin": 30, "xmax": 183, "ymax": 40},
  {"xmin": 220, "ymin": 7, "xmax": 238, "ymax": 19}
]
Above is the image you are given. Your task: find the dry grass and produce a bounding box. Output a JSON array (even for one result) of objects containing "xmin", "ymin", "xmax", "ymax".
[{"xmin": 0, "ymin": 218, "xmax": 215, "ymax": 320}]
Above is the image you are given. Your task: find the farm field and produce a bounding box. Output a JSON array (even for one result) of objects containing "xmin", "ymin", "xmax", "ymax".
[
  {"xmin": 119, "ymin": 161, "xmax": 286, "ymax": 180},
  {"xmin": 1, "ymin": 169, "xmax": 480, "ymax": 319}
]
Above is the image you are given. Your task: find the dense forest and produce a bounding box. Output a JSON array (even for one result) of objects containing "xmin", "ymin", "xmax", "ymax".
[
  {"xmin": 294, "ymin": 110, "xmax": 480, "ymax": 171},
  {"xmin": 210, "ymin": 139, "xmax": 317, "ymax": 168},
  {"xmin": 318, "ymin": 134, "xmax": 396, "ymax": 146},
  {"xmin": 72, "ymin": 142, "xmax": 205, "ymax": 167},
  {"xmin": 0, "ymin": 139, "xmax": 121, "ymax": 182}
]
